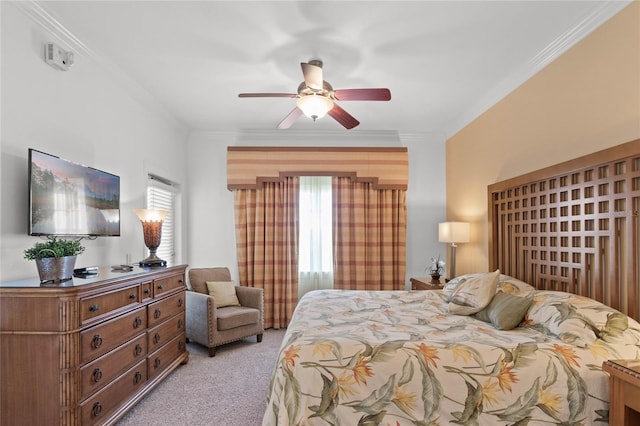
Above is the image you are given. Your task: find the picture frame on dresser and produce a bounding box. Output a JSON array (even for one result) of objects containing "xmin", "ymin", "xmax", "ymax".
[{"xmin": 0, "ymin": 264, "xmax": 189, "ymax": 426}]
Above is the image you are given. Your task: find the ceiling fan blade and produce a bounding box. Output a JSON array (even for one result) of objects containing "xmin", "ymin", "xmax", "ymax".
[
  {"xmin": 301, "ymin": 62, "xmax": 323, "ymax": 91},
  {"xmin": 327, "ymin": 103, "xmax": 360, "ymax": 129},
  {"xmin": 333, "ymin": 88, "xmax": 391, "ymax": 101},
  {"xmin": 238, "ymin": 93, "xmax": 297, "ymax": 98},
  {"xmin": 276, "ymin": 107, "xmax": 303, "ymax": 129}
]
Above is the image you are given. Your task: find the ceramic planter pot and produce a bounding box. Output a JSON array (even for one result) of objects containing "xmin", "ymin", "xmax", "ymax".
[{"xmin": 36, "ymin": 255, "xmax": 77, "ymax": 282}]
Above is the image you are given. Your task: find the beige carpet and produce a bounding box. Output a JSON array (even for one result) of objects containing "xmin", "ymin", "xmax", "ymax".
[{"xmin": 116, "ymin": 328, "xmax": 287, "ymax": 426}]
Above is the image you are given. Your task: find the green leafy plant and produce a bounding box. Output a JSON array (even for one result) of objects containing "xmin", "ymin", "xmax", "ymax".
[{"xmin": 23, "ymin": 237, "xmax": 85, "ymax": 260}]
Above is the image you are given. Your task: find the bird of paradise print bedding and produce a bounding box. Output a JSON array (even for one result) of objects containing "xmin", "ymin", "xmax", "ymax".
[{"xmin": 262, "ymin": 288, "xmax": 640, "ymax": 426}]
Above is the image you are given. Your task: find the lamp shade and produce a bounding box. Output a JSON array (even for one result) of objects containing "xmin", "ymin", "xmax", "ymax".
[
  {"xmin": 439, "ymin": 222, "xmax": 470, "ymax": 243},
  {"xmin": 134, "ymin": 209, "xmax": 168, "ymax": 222},
  {"xmin": 296, "ymin": 95, "xmax": 334, "ymax": 120},
  {"xmin": 134, "ymin": 208, "xmax": 168, "ymax": 267}
]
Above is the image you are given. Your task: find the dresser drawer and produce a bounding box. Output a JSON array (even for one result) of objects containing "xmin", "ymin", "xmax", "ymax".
[
  {"xmin": 81, "ymin": 283, "xmax": 141, "ymax": 324},
  {"xmin": 147, "ymin": 291, "xmax": 185, "ymax": 328},
  {"xmin": 148, "ymin": 312, "xmax": 185, "ymax": 353},
  {"xmin": 141, "ymin": 280, "xmax": 153, "ymax": 302},
  {"xmin": 81, "ymin": 307, "xmax": 147, "ymax": 363},
  {"xmin": 80, "ymin": 359, "xmax": 147, "ymax": 425},
  {"xmin": 153, "ymin": 273, "xmax": 185, "ymax": 297},
  {"xmin": 148, "ymin": 332, "xmax": 186, "ymax": 380},
  {"xmin": 80, "ymin": 333, "xmax": 147, "ymax": 399}
]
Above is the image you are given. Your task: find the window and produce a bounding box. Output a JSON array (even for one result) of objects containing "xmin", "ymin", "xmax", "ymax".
[
  {"xmin": 298, "ymin": 176, "xmax": 333, "ymax": 297},
  {"xmin": 146, "ymin": 174, "xmax": 179, "ymax": 266}
]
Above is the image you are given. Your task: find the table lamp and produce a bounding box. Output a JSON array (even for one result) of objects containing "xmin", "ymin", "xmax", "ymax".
[
  {"xmin": 135, "ymin": 209, "xmax": 168, "ymax": 267},
  {"xmin": 438, "ymin": 221, "xmax": 470, "ymax": 279}
]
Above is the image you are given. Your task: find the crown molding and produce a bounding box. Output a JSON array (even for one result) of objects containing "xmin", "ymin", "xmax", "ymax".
[
  {"xmin": 14, "ymin": 0, "xmax": 186, "ymax": 132},
  {"xmin": 235, "ymin": 129, "xmax": 402, "ymax": 146},
  {"xmin": 445, "ymin": 0, "xmax": 633, "ymax": 140}
]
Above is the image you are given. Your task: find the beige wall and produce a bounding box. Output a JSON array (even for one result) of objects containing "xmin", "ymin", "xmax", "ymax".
[{"xmin": 446, "ymin": 2, "xmax": 640, "ymax": 275}]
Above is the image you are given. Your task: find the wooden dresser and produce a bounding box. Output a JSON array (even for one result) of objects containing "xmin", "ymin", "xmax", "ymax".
[{"xmin": 0, "ymin": 264, "xmax": 189, "ymax": 425}]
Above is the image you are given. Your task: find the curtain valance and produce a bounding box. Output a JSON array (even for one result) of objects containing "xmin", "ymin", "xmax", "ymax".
[{"xmin": 227, "ymin": 146, "xmax": 408, "ymax": 190}]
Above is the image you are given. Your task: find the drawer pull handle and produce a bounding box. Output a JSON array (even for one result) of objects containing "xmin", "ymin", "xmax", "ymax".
[
  {"xmin": 177, "ymin": 319, "xmax": 184, "ymax": 329},
  {"xmin": 154, "ymin": 309, "xmax": 162, "ymax": 319},
  {"xmin": 133, "ymin": 371, "xmax": 142, "ymax": 385},
  {"xmin": 154, "ymin": 357, "xmax": 161, "ymax": 369},
  {"xmin": 92, "ymin": 402, "xmax": 102, "ymax": 417},
  {"xmin": 178, "ymin": 298, "xmax": 184, "ymax": 307},
  {"xmin": 133, "ymin": 316, "xmax": 142, "ymax": 328},
  {"xmin": 179, "ymin": 279, "xmax": 184, "ymax": 284},
  {"xmin": 129, "ymin": 293, "xmax": 137, "ymax": 300},
  {"xmin": 89, "ymin": 304, "xmax": 100, "ymax": 313},
  {"xmin": 91, "ymin": 335, "xmax": 103, "ymax": 349},
  {"xmin": 178, "ymin": 340, "xmax": 185, "ymax": 351},
  {"xmin": 92, "ymin": 368, "xmax": 103, "ymax": 383},
  {"xmin": 153, "ymin": 332, "xmax": 161, "ymax": 344},
  {"xmin": 157, "ymin": 284, "xmax": 164, "ymax": 290},
  {"xmin": 134, "ymin": 344, "xmax": 143, "ymax": 357},
  {"xmin": 144, "ymin": 288, "xmax": 151, "ymax": 295}
]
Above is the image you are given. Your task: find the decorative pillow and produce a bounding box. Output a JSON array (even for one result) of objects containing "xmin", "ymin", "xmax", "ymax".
[
  {"xmin": 442, "ymin": 273, "xmax": 482, "ymax": 295},
  {"xmin": 448, "ymin": 270, "xmax": 500, "ymax": 316},
  {"xmin": 496, "ymin": 275, "xmax": 535, "ymax": 297},
  {"xmin": 206, "ymin": 281, "xmax": 240, "ymax": 307},
  {"xmin": 443, "ymin": 273, "xmax": 535, "ymax": 299},
  {"xmin": 474, "ymin": 292, "xmax": 533, "ymax": 330}
]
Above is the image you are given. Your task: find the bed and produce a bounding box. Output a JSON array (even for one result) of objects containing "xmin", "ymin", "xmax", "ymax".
[
  {"xmin": 262, "ymin": 277, "xmax": 640, "ymax": 425},
  {"xmin": 262, "ymin": 139, "xmax": 640, "ymax": 426}
]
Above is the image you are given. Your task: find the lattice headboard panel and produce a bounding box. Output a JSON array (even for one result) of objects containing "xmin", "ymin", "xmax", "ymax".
[{"xmin": 488, "ymin": 139, "xmax": 640, "ymax": 320}]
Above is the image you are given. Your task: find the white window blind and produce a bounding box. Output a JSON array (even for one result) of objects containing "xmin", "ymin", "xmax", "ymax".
[{"xmin": 147, "ymin": 174, "xmax": 179, "ymax": 266}]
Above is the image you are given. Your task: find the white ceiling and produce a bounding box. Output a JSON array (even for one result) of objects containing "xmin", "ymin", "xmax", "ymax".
[{"xmin": 26, "ymin": 1, "xmax": 631, "ymax": 136}]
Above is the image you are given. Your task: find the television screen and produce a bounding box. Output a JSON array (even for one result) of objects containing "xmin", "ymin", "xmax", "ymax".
[{"xmin": 29, "ymin": 149, "xmax": 121, "ymax": 236}]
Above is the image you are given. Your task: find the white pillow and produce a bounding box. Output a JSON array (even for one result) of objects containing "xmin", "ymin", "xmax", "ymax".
[
  {"xmin": 448, "ymin": 270, "xmax": 500, "ymax": 315},
  {"xmin": 206, "ymin": 281, "xmax": 240, "ymax": 307}
]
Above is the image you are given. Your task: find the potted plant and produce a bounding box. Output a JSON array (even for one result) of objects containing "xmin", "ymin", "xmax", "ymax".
[
  {"xmin": 426, "ymin": 255, "xmax": 446, "ymax": 284},
  {"xmin": 24, "ymin": 237, "xmax": 85, "ymax": 282}
]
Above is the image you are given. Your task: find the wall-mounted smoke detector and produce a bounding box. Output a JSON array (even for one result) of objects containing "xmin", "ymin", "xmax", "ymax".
[{"xmin": 44, "ymin": 43, "xmax": 74, "ymax": 71}]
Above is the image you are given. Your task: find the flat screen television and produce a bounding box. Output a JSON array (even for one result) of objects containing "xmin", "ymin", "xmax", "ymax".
[{"xmin": 28, "ymin": 149, "xmax": 121, "ymax": 236}]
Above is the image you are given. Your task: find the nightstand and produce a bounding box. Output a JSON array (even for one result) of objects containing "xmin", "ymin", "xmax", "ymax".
[
  {"xmin": 410, "ymin": 277, "xmax": 444, "ymax": 290},
  {"xmin": 602, "ymin": 359, "xmax": 640, "ymax": 425}
]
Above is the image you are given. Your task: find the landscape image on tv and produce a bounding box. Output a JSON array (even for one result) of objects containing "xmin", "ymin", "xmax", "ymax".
[{"xmin": 29, "ymin": 149, "xmax": 120, "ymax": 236}]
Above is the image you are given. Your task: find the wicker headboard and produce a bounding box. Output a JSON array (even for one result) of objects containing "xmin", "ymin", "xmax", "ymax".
[{"xmin": 488, "ymin": 139, "xmax": 640, "ymax": 320}]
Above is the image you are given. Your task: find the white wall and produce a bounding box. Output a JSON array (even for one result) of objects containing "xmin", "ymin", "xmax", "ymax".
[
  {"xmin": 1, "ymin": 2, "xmax": 446, "ymax": 286},
  {"xmin": 186, "ymin": 130, "xmax": 447, "ymax": 288},
  {"xmin": 0, "ymin": 3, "xmax": 189, "ymax": 281}
]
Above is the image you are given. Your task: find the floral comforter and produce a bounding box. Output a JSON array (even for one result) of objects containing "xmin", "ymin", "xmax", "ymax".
[{"xmin": 262, "ymin": 289, "xmax": 640, "ymax": 426}]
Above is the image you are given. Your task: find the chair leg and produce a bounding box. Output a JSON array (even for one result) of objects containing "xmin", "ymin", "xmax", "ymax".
[
  {"xmin": 208, "ymin": 346, "xmax": 216, "ymax": 357},
  {"xmin": 257, "ymin": 333, "xmax": 263, "ymax": 343}
]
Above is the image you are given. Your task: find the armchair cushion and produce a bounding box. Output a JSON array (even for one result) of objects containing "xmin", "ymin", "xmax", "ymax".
[
  {"xmin": 206, "ymin": 281, "xmax": 240, "ymax": 307},
  {"xmin": 217, "ymin": 306, "xmax": 260, "ymax": 330},
  {"xmin": 189, "ymin": 267, "xmax": 231, "ymax": 294}
]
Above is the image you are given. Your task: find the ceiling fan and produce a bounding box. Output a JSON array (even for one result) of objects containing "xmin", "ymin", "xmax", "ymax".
[{"xmin": 238, "ymin": 59, "xmax": 391, "ymax": 130}]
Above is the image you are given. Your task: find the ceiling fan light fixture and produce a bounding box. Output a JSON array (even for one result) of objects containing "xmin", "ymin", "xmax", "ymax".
[{"xmin": 297, "ymin": 95, "xmax": 334, "ymax": 121}]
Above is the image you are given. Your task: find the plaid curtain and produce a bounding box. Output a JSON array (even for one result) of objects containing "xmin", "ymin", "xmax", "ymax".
[
  {"xmin": 332, "ymin": 176, "xmax": 406, "ymax": 290},
  {"xmin": 234, "ymin": 177, "xmax": 299, "ymax": 329}
]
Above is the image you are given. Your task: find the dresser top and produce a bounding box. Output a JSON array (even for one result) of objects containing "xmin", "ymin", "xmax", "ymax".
[{"xmin": 1, "ymin": 264, "xmax": 187, "ymax": 289}]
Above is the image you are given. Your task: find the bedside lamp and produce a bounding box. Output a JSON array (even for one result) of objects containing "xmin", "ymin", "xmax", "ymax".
[
  {"xmin": 439, "ymin": 221, "xmax": 470, "ymax": 279},
  {"xmin": 135, "ymin": 209, "xmax": 168, "ymax": 267}
]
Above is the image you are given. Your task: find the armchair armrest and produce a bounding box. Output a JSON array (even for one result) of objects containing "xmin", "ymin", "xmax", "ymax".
[
  {"xmin": 185, "ymin": 290, "xmax": 218, "ymax": 345},
  {"xmin": 235, "ymin": 286, "xmax": 263, "ymax": 310},
  {"xmin": 235, "ymin": 286, "xmax": 264, "ymax": 329}
]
